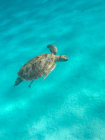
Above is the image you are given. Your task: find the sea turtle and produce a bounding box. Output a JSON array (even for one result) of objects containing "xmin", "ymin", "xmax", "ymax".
[{"xmin": 14, "ymin": 44, "xmax": 68, "ymax": 88}]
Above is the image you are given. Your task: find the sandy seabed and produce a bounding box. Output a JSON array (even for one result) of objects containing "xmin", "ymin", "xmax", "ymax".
[{"xmin": 0, "ymin": 0, "xmax": 105, "ymax": 140}]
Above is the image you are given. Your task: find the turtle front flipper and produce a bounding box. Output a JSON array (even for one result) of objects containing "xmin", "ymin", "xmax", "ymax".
[
  {"xmin": 43, "ymin": 63, "xmax": 56, "ymax": 80},
  {"xmin": 47, "ymin": 44, "xmax": 57, "ymax": 55},
  {"xmin": 14, "ymin": 77, "xmax": 23, "ymax": 86}
]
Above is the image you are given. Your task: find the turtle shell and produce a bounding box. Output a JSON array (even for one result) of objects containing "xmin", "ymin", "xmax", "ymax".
[{"xmin": 17, "ymin": 53, "xmax": 55, "ymax": 81}]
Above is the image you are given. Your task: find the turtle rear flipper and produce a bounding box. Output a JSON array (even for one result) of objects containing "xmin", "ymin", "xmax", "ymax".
[
  {"xmin": 28, "ymin": 80, "xmax": 34, "ymax": 88},
  {"xmin": 14, "ymin": 77, "xmax": 23, "ymax": 86}
]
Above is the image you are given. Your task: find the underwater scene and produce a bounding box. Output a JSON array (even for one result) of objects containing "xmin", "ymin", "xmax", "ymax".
[{"xmin": 0, "ymin": 0, "xmax": 105, "ymax": 139}]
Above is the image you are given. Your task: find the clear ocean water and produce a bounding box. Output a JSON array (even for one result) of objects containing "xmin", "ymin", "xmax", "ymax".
[{"xmin": 0, "ymin": 0, "xmax": 105, "ymax": 139}]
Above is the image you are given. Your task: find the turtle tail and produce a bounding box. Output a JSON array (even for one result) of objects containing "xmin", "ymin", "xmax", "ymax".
[{"xmin": 14, "ymin": 77, "xmax": 23, "ymax": 86}]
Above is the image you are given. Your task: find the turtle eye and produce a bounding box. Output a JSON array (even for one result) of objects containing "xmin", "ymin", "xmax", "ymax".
[{"xmin": 64, "ymin": 56, "xmax": 68, "ymax": 60}]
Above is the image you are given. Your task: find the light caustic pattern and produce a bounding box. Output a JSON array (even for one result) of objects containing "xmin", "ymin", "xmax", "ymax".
[{"xmin": 0, "ymin": 0, "xmax": 105, "ymax": 139}]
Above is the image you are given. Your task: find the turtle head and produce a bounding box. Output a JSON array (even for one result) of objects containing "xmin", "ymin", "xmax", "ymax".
[
  {"xmin": 55, "ymin": 55, "xmax": 68, "ymax": 62},
  {"xmin": 59, "ymin": 55, "xmax": 68, "ymax": 61}
]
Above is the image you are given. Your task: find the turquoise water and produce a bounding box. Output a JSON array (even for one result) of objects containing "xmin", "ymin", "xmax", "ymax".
[{"xmin": 0, "ymin": 0, "xmax": 105, "ymax": 139}]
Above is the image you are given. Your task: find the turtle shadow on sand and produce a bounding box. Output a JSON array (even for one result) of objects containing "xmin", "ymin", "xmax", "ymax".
[{"xmin": 14, "ymin": 44, "xmax": 68, "ymax": 88}]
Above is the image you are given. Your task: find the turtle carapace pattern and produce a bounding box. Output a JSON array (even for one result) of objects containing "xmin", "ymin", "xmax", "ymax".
[{"xmin": 14, "ymin": 44, "xmax": 68, "ymax": 88}]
